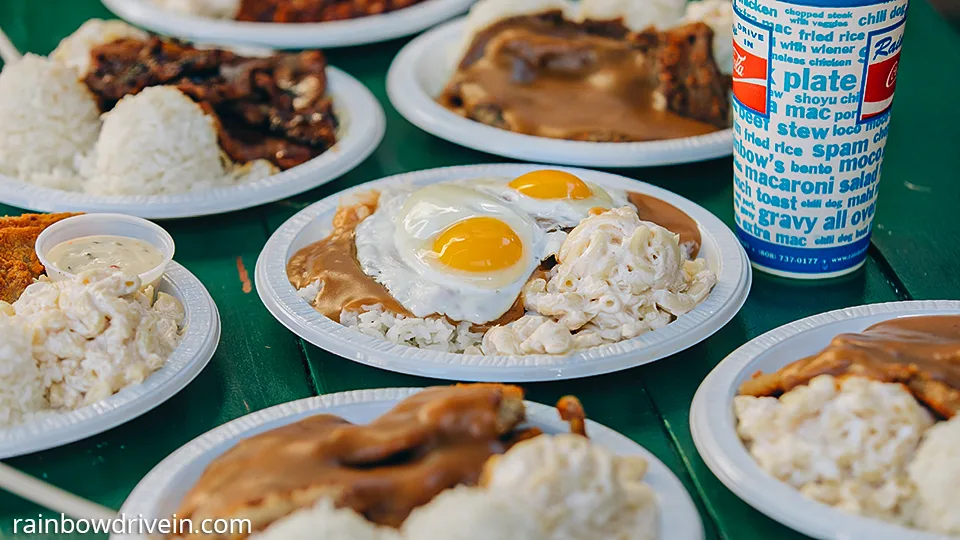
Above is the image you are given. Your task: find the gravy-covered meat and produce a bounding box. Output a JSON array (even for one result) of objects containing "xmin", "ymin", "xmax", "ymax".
[
  {"xmin": 0, "ymin": 213, "xmax": 82, "ymax": 303},
  {"xmin": 439, "ymin": 12, "xmax": 731, "ymax": 142},
  {"xmin": 172, "ymin": 384, "xmax": 526, "ymax": 539},
  {"xmin": 84, "ymin": 37, "xmax": 337, "ymax": 169},
  {"xmin": 740, "ymin": 315, "xmax": 960, "ymax": 418}
]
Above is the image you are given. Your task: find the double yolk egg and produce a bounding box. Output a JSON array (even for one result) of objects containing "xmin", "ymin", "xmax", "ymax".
[{"xmin": 354, "ymin": 170, "xmax": 630, "ymax": 324}]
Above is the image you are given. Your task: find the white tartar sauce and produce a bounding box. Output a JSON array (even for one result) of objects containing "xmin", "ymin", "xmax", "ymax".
[{"xmin": 47, "ymin": 235, "xmax": 164, "ymax": 275}]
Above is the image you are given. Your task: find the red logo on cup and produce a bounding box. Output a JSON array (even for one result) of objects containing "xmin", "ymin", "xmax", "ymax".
[
  {"xmin": 860, "ymin": 28, "xmax": 905, "ymax": 121},
  {"xmin": 861, "ymin": 53, "xmax": 900, "ymax": 119},
  {"xmin": 732, "ymin": 41, "xmax": 768, "ymax": 114}
]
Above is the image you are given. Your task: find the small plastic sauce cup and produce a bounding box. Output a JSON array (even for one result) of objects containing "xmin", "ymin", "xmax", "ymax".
[{"xmin": 35, "ymin": 213, "xmax": 175, "ymax": 288}]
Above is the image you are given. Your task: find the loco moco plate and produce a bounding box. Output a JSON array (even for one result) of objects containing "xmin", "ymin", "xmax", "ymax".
[
  {"xmin": 0, "ymin": 68, "xmax": 384, "ymax": 219},
  {"xmin": 387, "ymin": 18, "xmax": 734, "ymax": 167},
  {"xmin": 0, "ymin": 262, "xmax": 221, "ymax": 459},
  {"xmin": 255, "ymin": 163, "xmax": 750, "ymax": 382},
  {"xmin": 690, "ymin": 300, "xmax": 960, "ymax": 540},
  {"xmin": 101, "ymin": 0, "xmax": 475, "ymax": 49},
  {"xmin": 115, "ymin": 388, "xmax": 704, "ymax": 540}
]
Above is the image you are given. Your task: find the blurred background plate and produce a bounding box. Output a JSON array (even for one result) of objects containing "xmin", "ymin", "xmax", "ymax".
[
  {"xmin": 0, "ymin": 68, "xmax": 385, "ymax": 219},
  {"xmin": 101, "ymin": 0, "xmax": 476, "ymax": 48},
  {"xmin": 387, "ymin": 19, "xmax": 734, "ymax": 168}
]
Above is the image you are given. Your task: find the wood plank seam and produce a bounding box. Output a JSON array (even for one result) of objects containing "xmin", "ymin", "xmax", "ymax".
[
  {"xmin": 635, "ymin": 376, "xmax": 728, "ymax": 540},
  {"xmin": 295, "ymin": 338, "xmax": 324, "ymax": 396},
  {"xmin": 867, "ymin": 244, "xmax": 914, "ymax": 301},
  {"xmin": 258, "ymin": 208, "xmax": 320, "ymax": 396},
  {"xmin": 657, "ymin": 416, "xmax": 732, "ymax": 540}
]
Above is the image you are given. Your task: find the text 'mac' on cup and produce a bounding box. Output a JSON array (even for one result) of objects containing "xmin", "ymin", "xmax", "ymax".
[{"xmin": 731, "ymin": 0, "xmax": 909, "ymax": 279}]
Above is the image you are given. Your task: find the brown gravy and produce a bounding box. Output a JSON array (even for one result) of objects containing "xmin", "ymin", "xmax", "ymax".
[
  {"xmin": 440, "ymin": 15, "xmax": 722, "ymax": 141},
  {"xmin": 173, "ymin": 385, "xmax": 526, "ymax": 536},
  {"xmin": 628, "ymin": 192, "xmax": 701, "ymax": 256},
  {"xmin": 740, "ymin": 315, "xmax": 960, "ymax": 418},
  {"xmin": 287, "ymin": 189, "xmax": 700, "ymax": 326},
  {"xmin": 287, "ymin": 192, "xmax": 411, "ymax": 320}
]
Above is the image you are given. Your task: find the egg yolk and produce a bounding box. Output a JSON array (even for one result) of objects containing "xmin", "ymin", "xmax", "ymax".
[
  {"xmin": 433, "ymin": 217, "xmax": 523, "ymax": 272},
  {"xmin": 508, "ymin": 170, "xmax": 592, "ymax": 200}
]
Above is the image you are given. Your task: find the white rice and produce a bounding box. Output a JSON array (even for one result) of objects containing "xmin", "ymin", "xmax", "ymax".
[
  {"xmin": 683, "ymin": 0, "xmax": 734, "ymax": 75},
  {"xmin": 251, "ymin": 498, "xmax": 399, "ymax": 540},
  {"xmin": 908, "ymin": 415, "xmax": 960, "ymax": 535},
  {"xmin": 80, "ymin": 86, "xmax": 270, "ymax": 196},
  {"xmin": 0, "ymin": 314, "xmax": 46, "ymax": 427},
  {"xmin": 579, "ymin": 0, "xmax": 687, "ymax": 31},
  {"xmin": 297, "ymin": 279, "xmax": 324, "ymax": 304},
  {"xmin": 339, "ymin": 304, "xmax": 484, "ymax": 354},
  {"xmin": 51, "ymin": 19, "xmax": 147, "ymax": 77},
  {"xmin": 0, "ymin": 54, "xmax": 100, "ymax": 189},
  {"xmin": 151, "ymin": 0, "xmax": 241, "ymax": 19},
  {"xmin": 456, "ymin": 0, "xmax": 577, "ymax": 63},
  {"xmin": 402, "ymin": 487, "xmax": 546, "ymax": 540},
  {"xmin": 2, "ymin": 30, "xmax": 276, "ymax": 197}
]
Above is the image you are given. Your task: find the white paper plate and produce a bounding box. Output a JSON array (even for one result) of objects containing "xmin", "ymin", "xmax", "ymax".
[
  {"xmin": 0, "ymin": 68, "xmax": 384, "ymax": 219},
  {"xmin": 116, "ymin": 387, "xmax": 703, "ymax": 540},
  {"xmin": 690, "ymin": 300, "xmax": 960, "ymax": 540},
  {"xmin": 255, "ymin": 163, "xmax": 751, "ymax": 382},
  {"xmin": 387, "ymin": 19, "xmax": 734, "ymax": 167},
  {"xmin": 0, "ymin": 262, "xmax": 221, "ymax": 459},
  {"xmin": 101, "ymin": 0, "xmax": 474, "ymax": 49}
]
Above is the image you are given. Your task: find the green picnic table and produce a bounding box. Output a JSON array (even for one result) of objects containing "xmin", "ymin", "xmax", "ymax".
[{"xmin": 1, "ymin": 1, "xmax": 958, "ymax": 538}]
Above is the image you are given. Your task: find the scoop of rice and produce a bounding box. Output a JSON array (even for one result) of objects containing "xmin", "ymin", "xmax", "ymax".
[
  {"xmin": 683, "ymin": 0, "xmax": 734, "ymax": 74},
  {"xmin": 908, "ymin": 416, "xmax": 960, "ymax": 535},
  {"xmin": 580, "ymin": 0, "xmax": 687, "ymax": 31},
  {"xmin": 483, "ymin": 434, "xmax": 659, "ymax": 540},
  {"xmin": 455, "ymin": 0, "xmax": 576, "ymax": 63},
  {"xmin": 250, "ymin": 499, "xmax": 400, "ymax": 540},
  {"xmin": 51, "ymin": 19, "xmax": 147, "ymax": 76},
  {"xmin": 0, "ymin": 315, "xmax": 46, "ymax": 426},
  {"xmin": 0, "ymin": 54, "xmax": 99, "ymax": 190},
  {"xmin": 81, "ymin": 86, "xmax": 235, "ymax": 196},
  {"xmin": 151, "ymin": 0, "xmax": 241, "ymax": 19},
  {"xmin": 402, "ymin": 486, "xmax": 546, "ymax": 540}
]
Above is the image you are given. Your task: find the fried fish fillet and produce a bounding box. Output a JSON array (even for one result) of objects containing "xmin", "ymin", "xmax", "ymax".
[
  {"xmin": 171, "ymin": 384, "xmax": 526, "ymax": 539},
  {"xmin": 0, "ymin": 213, "xmax": 80, "ymax": 303}
]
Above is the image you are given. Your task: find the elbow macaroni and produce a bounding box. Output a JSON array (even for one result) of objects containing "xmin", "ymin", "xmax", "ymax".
[
  {"xmin": 734, "ymin": 375, "xmax": 933, "ymax": 525},
  {"xmin": 483, "ymin": 208, "xmax": 716, "ymax": 355},
  {"xmin": 9, "ymin": 270, "xmax": 184, "ymax": 412}
]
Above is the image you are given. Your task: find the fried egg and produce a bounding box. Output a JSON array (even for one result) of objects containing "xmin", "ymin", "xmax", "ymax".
[
  {"xmin": 463, "ymin": 170, "xmax": 631, "ymax": 229},
  {"xmin": 355, "ymin": 184, "xmax": 565, "ymax": 324}
]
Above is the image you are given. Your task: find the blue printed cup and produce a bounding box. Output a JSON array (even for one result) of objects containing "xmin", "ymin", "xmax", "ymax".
[{"xmin": 731, "ymin": 0, "xmax": 908, "ymax": 278}]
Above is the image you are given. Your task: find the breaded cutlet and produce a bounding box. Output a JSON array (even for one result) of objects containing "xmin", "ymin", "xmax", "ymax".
[
  {"xmin": 0, "ymin": 212, "xmax": 81, "ymax": 302},
  {"xmin": 0, "ymin": 260, "xmax": 35, "ymax": 304},
  {"xmin": 0, "ymin": 212, "xmax": 79, "ymax": 229}
]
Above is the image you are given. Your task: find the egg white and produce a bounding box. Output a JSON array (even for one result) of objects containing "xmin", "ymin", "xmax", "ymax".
[
  {"xmin": 355, "ymin": 184, "xmax": 565, "ymax": 325},
  {"xmin": 460, "ymin": 176, "xmax": 631, "ymax": 230}
]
